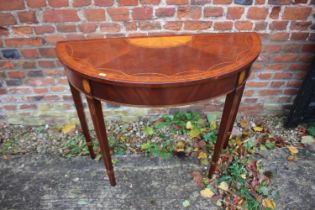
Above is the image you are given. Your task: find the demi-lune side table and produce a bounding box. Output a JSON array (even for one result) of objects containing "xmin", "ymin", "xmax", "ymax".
[{"xmin": 56, "ymin": 33, "xmax": 261, "ymax": 186}]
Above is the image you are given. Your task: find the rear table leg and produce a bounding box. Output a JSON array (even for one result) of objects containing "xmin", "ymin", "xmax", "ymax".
[{"xmin": 69, "ymin": 83, "xmax": 96, "ymax": 159}]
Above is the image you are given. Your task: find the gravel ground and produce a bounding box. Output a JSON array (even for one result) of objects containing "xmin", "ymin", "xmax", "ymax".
[{"xmin": 0, "ymin": 114, "xmax": 306, "ymax": 157}]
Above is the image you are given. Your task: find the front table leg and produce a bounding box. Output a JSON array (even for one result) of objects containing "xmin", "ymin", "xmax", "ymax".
[
  {"xmin": 86, "ymin": 97, "xmax": 116, "ymax": 186},
  {"xmin": 69, "ymin": 84, "xmax": 96, "ymax": 159},
  {"xmin": 208, "ymin": 85, "xmax": 245, "ymax": 178}
]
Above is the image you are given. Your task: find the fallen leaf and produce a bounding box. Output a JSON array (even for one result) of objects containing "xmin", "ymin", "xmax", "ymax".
[
  {"xmin": 262, "ymin": 198, "xmax": 276, "ymax": 209},
  {"xmin": 192, "ymin": 171, "xmax": 204, "ymax": 188},
  {"xmin": 61, "ymin": 123, "xmax": 76, "ymax": 134},
  {"xmin": 172, "ymin": 124, "xmax": 181, "ymax": 130},
  {"xmin": 198, "ymin": 140, "xmax": 206, "ymax": 148},
  {"xmin": 218, "ymin": 181, "xmax": 229, "ymax": 191},
  {"xmin": 298, "ymin": 127, "xmax": 307, "ymax": 136},
  {"xmin": 143, "ymin": 126, "xmax": 154, "ymax": 136},
  {"xmin": 141, "ymin": 143, "xmax": 151, "ymax": 150},
  {"xmin": 240, "ymin": 119, "xmax": 249, "ymax": 128},
  {"xmin": 253, "ymin": 126, "xmax": 263, "ymax": 132},
  {"xmin": 197, "ymin": 151, "xmax": 208, "ymax": 160},
  {"xmin": 206, "ymin": 112, "xmax": 217, "ymax": 123},
  {"xmin": 202, "ymin": 178, "xmax": 210, "ymax": 185},
  {"xmin": 200, "ymin": 188, "xmax": 214, "ymax": 198},
  {"xmin": 235, "ymin": 137, "xmax": 243, "ymax": 146},
  {"xmin": 186, "ymin": 121, "xmax": 193, "ymax": 130},
  {"xmin": 200, "ymin": 158, "xmax": 209, "ymax": 166},
  {"xmin": 189, "ymin": 129, "xmax": 201, "ymax": 138},
  {"xmin": 287, "ymin": 155, "xmax": 297, "ymax": 161},
  {"xmin": 288, "ymin": 146, "xmax": 298, "ymax": 154},
  {"xmin": 175, "ymin": 141, "xmax": 185, "ymax": 152},
  {"xmin": 301, "ymin": 135, "xmax": 315, "ymax": 145},
  {"xmin": 210, "ymin": 121, "xmax": 217, "ymax": 130},
  {"xmin": 182, "ymin": 200, "xmax": 190, "ymax": 208}
]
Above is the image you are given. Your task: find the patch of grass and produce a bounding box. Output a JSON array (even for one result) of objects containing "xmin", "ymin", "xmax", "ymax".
[
  {"xmin": 108, "ymin": 136, "xmax": 127, "ymax": 155},
  {"xmin": 63, "ymin": 134, "xmax": 91, "ymax": 158},
  {"xmin": 63, "ymin": 133, "xmax": 128, "ymax": 158},
  {"xmin": 141, "ymin": 140, "xmax": 174, "ymax": 159},
  {"xmin": 0, "ymin": 138, "xmax": 17, "ymax": 155}
]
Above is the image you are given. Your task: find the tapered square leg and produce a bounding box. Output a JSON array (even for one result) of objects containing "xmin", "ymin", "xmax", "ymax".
[
  {"xmin": 69, "ymin": 83, "xmax": 96, "ymax": 159},
  {"xmin": 86, "ymin": 97, "xmax": 116, "ymax": 186},
  {"xmin": 208, "ymin": 85, "xmax": 245, "ymax": 178}
]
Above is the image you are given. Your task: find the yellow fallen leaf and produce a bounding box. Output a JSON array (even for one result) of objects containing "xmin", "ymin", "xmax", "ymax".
[
  {"xmin": 197, "ymin": 151, "xmax": 208, "ymax": 160},
  {"xmin": 175, "ymin": 141, "xmax": 185, "ymax": 152},
  {"xmin": 241, "ymin": 173, "xmax": 246, "ymax": 179},
  {"xmin": 218, "ymin": 181, "xmax": 229, "ymax": 191},
  {"xmin": 253, "ymin": 126, "xmax": 263, "ymax": 132},
  {"xmin": 287, "ymin": 155, "xmax": 297, "ymax": 161},
  {"xmin": 61, "ymin": 123, "xmax": 76, "ymax": 134},
  {"xmin": 240, "ymin": 119, "xmax": 249, "ymax": 128},
  {"xmin": 186, "ymin": 121, "xmax": 193, "ymax": 130},
  {"xmin": 288, "ymin": 146, "xmax": 298, "ymax": 154},
  {"xmin": 200, "ymin": 158, "xmax": 209, "ymax": 166},
  {"xmin": 210, "ymin": 121, "xmax": 217, "ymax": 130},
  {"xmin": 262, "ymin": 198, "xmax": 276, "ymax": 209},
  {"xmin": 200, "ymin": 188, "xmax": 214, "ymax": 198},
  {"xmin": 235, "ymin": 137, "xmax": 243, "ymax": 146}
]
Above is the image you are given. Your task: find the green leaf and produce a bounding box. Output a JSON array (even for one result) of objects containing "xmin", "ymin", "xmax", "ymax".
[
  {"xmin": 159, "ymin": 133, "xmax": 169, "ymax": 140},
  {"xmin": 162, "ymin": 114, "xmax": 172, "ymax": 122},
  {"xmin": 206, "ymin": 112, "xmax": 218, "ymax": 123},
  {"xmin": 144, "ymin": 126, "xmax": 155, "ymax": 136},
  {"xmin": 154, "ymin": 122, "xmax": 170, "ymax": 129},
  {"xmin": 141, "ymin": 143, "xmax": 152, "ymax": 151},
  {"xmin": 244, "ymin": 137, "xmax": 256, "ymax": 152},
  {"xmin": 188, "ymin": 128, "xmax": 201, "ymax": 138},
  {"xmin": 307, "ymin": 123, "xmax": 315, "ymax": 137},
  {"xmin": 218, "ymin": 175, "xmax": 232, "ymax": 183},
  {"xmin": 264, "ymin": 142, "xmax": 276, "ymax": 150},
  {"xmin": 192, "ymin": 112, "xmax": 201, "ymax": 121},
  {"xmin": 182, "ymin": 200, "xmax": 190, "ymax": 208},
  {"xmin": 202, "ymin": 132, "xmax": 217, "ymax": 144},
  {"xmin": 257, "ymin": 186, "xmax": 269, "ymax": 196},
  {"xmin": 108, "ymin": 136, "xmax": 116, "ymax": 147},
  {"xmin": 159, "ymin": 151, "xmax": 172, "ymax": 159}
]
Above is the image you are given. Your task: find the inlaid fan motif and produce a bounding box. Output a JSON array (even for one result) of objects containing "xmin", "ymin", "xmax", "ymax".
[{"xmin": 127, "ymin": 36, "xmax": 192, "ymax": 48}]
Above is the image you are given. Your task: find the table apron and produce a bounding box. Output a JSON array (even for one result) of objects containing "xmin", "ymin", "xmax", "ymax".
[{"xmin": 66, "ymin": 68, "xmax": 246, "ymax": 106}]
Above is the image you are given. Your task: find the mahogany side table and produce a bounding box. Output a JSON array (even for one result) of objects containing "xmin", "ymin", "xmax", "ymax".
[{"xmin": 56, "ymin": 33, "xmax": 261, "ymax": 186}]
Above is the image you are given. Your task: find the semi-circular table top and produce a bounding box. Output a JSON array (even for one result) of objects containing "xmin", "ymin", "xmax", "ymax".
[{"xmin": 56, "ymin": 33, "xmax": 261, "ymax": 86}]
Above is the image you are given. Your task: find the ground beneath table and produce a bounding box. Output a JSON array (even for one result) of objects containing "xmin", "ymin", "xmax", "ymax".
[{"xmin": 0, "ymin": 148, "xmax": 314, "ymax": 210}]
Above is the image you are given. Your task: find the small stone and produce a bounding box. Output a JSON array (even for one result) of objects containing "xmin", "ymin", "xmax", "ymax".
[
  {"xmin": 234, "ymin": 0, "xmax": 253, "ymax": 5},
  {"xmin": 2, "ymin": 49, "xmax": 20, "ymax": 59}
]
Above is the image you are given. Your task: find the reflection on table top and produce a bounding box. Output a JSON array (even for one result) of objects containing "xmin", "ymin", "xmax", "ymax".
[{"xmin": 56, "ymin": 33, "xmax": 261, "ymax": 84}]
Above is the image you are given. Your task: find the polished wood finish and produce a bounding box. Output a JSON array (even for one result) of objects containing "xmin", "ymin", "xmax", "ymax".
[
  {"xmin": 86, "ymin": 96, "xmax": 116, "ymax": 186},
  {"xmin": 208, "ymin": 84, "xmax": 246, "ymax": 177},
  {"xmin": 56, "ymin": 33, "xmax": 261, "ymax": 186},
  {"xmin": 69, "ymin": 83, "xmax": 96, "ymax": 159}
]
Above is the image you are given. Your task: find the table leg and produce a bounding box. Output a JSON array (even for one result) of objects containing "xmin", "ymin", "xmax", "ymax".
[
  {"xmin": 86, "ymin": 97, "xmax": 116, "ymax": 186},
  {"xmin": 69, "ymin": 83, "xmax": 96, "ymax": 159},
  {"xmin": 223, "ymin": 85, "xmax": 246, "ymax": 149},
  {"xmin": 208, "ymin": 85, "xmax": 245, "ymax": 178}
]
